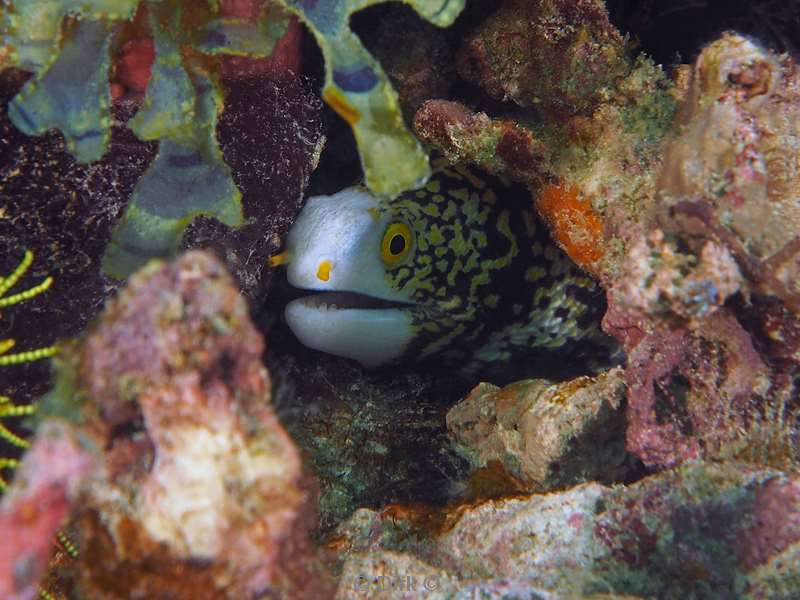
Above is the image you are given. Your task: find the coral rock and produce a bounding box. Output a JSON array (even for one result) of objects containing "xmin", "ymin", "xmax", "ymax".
[
  {"xmin": 332, "ymin": 462, "xmax": 800, "ymax": 598},
  {"xmin": 415, "ymin": 16, "xmax": 677, "ymax": 280},
  {"xmin": 457, "ymin": 0, "xmax": 629, "ymax": 117},
  {"xmin": 656, "ymin": 33, "xmax": 800, "ymax": 312},
  {"xmin": 593, "ymin": 462, "xmax": 800, "ymax": 598},
  {"xmin": 605, "ymin": 306, "xmax": 774, "ymax": 469},
  {"xmin": 613, "ymin": 228, "xmax": 743, "ymax": 321},
  {"xmin": 413, "ymin": 99, "xmax": 548, "ymax": 185},
  {"xmin": 268, "ymin": 353, "xmax": 468, "ymax": 533},
  {"xmin": 605, "ymin": 33, "xmax": 800, "ymax": 470},
  {"xmin": 447, "ymin": 367, "xmax": 632, "ymax": 492},
  {"xmin": 434, "ymin": 483, "xmax": 607, "ymax": 591},
  {"xmin": 743, "ymin": 295, "xmax": 800, "ymax": 368},
  {"xmin": 55, "ymin": 251, "xmax": 331, "ymax": 599}
]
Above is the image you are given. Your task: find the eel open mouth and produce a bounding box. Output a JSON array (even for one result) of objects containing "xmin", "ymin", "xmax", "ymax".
[
  {"xmin": 290, "ymin": 290, "xmax": 413, "ymax": 311},
  {"xmin": 284, "ymin": 290, "xmax": 416, "ymax": 367}
]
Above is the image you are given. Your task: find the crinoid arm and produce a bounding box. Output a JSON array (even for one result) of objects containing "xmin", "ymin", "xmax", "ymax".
[
  {"xmin": 0, "ymin": 250, "xmax": 53, "ymax": 308},
  {"xmin": 0, "ymin": 250, "xmax": 58, "ymax": 491}
]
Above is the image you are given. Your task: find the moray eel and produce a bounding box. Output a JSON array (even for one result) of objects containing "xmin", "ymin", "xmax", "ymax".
[{"xmin": 278, "ymin": 163, "xmax": 615, "ymax": 374}]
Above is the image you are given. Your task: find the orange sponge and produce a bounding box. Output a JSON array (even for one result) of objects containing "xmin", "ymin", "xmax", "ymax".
[{"xmin": 537, "ymin": 184, "xmax": 604, "ymax": 270}]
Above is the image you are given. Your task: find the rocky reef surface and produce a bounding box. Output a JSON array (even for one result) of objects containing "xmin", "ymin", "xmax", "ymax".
[
  {"xmin": 1, "ymin": 0, "xmax": 799, "ymax": 598},
  {"xmin": 3, "ymin": 250, "xmax": 797, "ymax": 599},
  {"xmin": 2, "ymin": 252, "xmax": 333, "ymax": 599},
  {"xmin": 332, "ymin": 461, "xmax": 800, "ymax": 599},
  {"xmin": 412, "ymin": 1, "xmax": 800, "ymax": 475}
]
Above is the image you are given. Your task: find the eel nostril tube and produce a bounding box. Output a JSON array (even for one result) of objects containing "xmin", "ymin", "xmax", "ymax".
[{"xmin": 268, "ymin": 250, "xmax": 289, "ymax": 267}]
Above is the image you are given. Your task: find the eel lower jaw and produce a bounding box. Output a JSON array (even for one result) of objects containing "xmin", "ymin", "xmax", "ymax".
[{"xmin": 284, "ymin": 291, "xmax": 416, "ymax": 367}]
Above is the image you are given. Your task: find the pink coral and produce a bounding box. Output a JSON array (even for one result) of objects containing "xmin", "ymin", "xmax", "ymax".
[
  {"xmin": 656, "ymin": 33, "xmax": 800, "ymax": 311},
  {"xmin": 0, "ymin": 422, "xmax": 94, "ymax": 600},
  {"xmin": 1, "ymin": 252, "xmax": 332, "ymax": 599},
  {"xmin": 612, "ymin": 228, "xmax": 743, "ymax": 321},
  {"xmin": 606, "ymin": 303, "xmax": 773, "ymax": 468},
  {"xmin": 69, "ymin": 251, "xmax": 330, "ymax": 598}
]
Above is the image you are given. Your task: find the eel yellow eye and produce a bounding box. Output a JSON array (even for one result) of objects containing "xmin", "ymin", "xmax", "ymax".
[{"xmin": 380, "ymin": 222, "xmax": 412, "ymax": 266}]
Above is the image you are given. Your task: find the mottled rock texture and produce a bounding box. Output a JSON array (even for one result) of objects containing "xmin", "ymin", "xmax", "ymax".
[
  {"xmin": 655, "ymin": 34, "xmax": 800, "ymax": 311},
  {"xmin": 332, "ymin": 462, "xmax": 800, "ymax": 599},
  {"xmin": 268, "ymin": 350, "xmax": 469, "ymax": 533},
  {"xmin": 607, "ymin": 33, "xmax": 800, "ymax": 469},
  {"xmin": 8, "ymin": 252, "xmax": 333, "ymax": 599},
  {"xmin": 415, "ymin": 0, "xmax": 676, "ymax": 278},
  {"xmin": 416, "ymin": 9, "xmax": 800, "ymax": 473},
  {"xmin": 447, "ymin": 367, "xmax": 634, "ymax": 491},
  {"xmin": 73, "ymin": 251, "xmax": 331, "ymax": 599},
  {"xmin": 457, "ymin": 0, "xmax": 629, "ymax": 117}
]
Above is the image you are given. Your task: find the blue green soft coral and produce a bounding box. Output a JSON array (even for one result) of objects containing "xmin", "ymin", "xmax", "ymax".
[
  {"xmin": 2, "ymin": 0, "xmax": 139, "ymax": 72},
  {"xmin": 278, "ymin": 0, "xmax": 465, "ymax": 196},
  {"xmin": 9, "ymin": 19, "xmax": 113, "ymax": 163},
  {"xmin": 101, "ymin": 3, "xmax": 245, "ymax": 278},
  {"xmin": 4, "ymin": 1, "xmax": 139, "ymax": 162},
  {"xmin": 2, "ymin": 0, "xmax": 465, "ymax": 279}
]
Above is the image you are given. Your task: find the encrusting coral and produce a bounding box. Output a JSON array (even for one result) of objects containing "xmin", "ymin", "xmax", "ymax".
[
  {"xmin": 413, "ymin": 0, "xmax": 800, "ymax": 473},
  {"xmin": 605, "ymin": 32, "xmax": 800, "ymax": 469},
  {"xmin": 414, "ymin": 0, "xmax": 678, "ymax": 279},
  {"xmin": 447, "ymin": 367, "xmax": 635, "ymax": 492},
  {"xmin": 1, "ymin": 251, "xmax": 335, "ymax": 599},
  {"xmin": 330, "ymin": 461, "xmax": 800, "ymax": 599}
]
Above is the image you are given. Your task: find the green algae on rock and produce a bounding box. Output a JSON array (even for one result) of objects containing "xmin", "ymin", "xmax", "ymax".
[
  {"xmin": 414, "ymin": 0, "xmax": 678, "ymax": 281},
  {"xmin": 277, "ymin": 0, "xmax": 465, "ymax": 197},
  {"xmin": 268, "ymin": 350, "xmax": 468, "ymax": 533}
]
